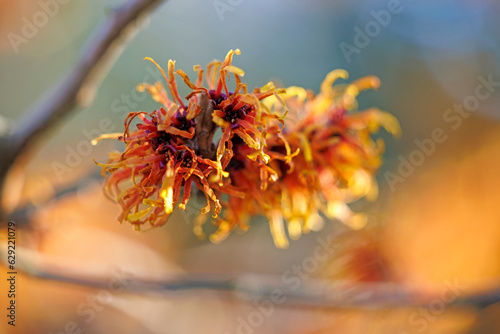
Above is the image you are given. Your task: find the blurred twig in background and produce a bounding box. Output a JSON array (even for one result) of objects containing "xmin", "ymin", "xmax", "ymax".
[
  {"xmin": 0, "ymin": 0, "xmax": 167, "ymax": 219},
  {"xmin": 6, "ymin": 245, "xmax": 500, "ymax": 311}
]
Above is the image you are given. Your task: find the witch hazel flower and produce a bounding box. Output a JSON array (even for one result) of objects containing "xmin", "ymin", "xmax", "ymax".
[
  {"xmin": 177, "ymin": 49, "xmax": 287, "ymax": 181},
  {"xmin": 204, "ymin": 70, "xmax": 400, "ymax": 248},
  {"xmin": 94, "ymin": 59, "xmax": 222, "ymax": 229},
  {"xmin": 94, "ymin": 50, "xmax": 399, "ymax": 248}
]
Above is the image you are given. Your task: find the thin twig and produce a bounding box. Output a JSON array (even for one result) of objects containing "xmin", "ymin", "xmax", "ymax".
[{"xmin": 0, "ymin": 0, "xmax": 167, "ymax": 217}]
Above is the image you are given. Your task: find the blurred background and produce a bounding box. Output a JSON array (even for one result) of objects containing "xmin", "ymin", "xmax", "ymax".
[{"xmin": 1, "ymin": 0, "xmax": 500, "ymax": 333}]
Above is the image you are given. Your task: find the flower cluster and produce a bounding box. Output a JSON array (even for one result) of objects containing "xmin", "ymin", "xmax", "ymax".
[{"xmin": 95, "ymin": 49, "xmax": 399, "ymax": 248}]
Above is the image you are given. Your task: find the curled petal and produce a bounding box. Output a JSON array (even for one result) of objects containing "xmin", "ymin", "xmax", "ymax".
[
  {"xmin": 320, "ymin": 69, "xmax": 349, "ymax": 95},
  {"xmin": 91, "ymin": 133, "xmax": 123, "ymax": 145}
]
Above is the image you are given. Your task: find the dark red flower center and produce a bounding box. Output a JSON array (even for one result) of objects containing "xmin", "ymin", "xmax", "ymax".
[
  {"xmin": 181, "ymin": 156, "xmax": 192, "ymax": 168},
  {"xmin": 269, "ymin": 145, "xmax": 290, "ymax": 175},
  {"xmin": 174, "ymin": 111, "xmax": 195, "ymax": 131},
  {"xmin": 174, "ymin": 151, "xmax": 192, "ymax": 168},
  {"xmin": 209, "ymin": 90, "xmax": 228, "ymax": 106},
  {"xmin": 226, "ymin": 137, "xmax": 248, "ymax": 172},
  {"xmin": 223, "ymin": 104, "xmax": 249, "ymax": 124},
  {"xmin": 150, "ymin": 131, "xmax": 172, "ymax": 152}
]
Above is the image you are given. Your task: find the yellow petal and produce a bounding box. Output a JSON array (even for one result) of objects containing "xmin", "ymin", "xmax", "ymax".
[
  {"xmin": 321, "ymin": 69, "xmax": 349, "ymax": 95},
  {"xmin": 91, "ymin": 133, "xmax": 122, "ymax": 145},
  {"xmin": 298, "ymin": 133, "xmax": 313, "ymax": 162},
  {"xmin": 225, "ymin": 65, "xmax": 245, "ymax": 77},
  {"xmin": 209, "ymin": 220, "xmax": 232, "ymax": 244},
  {"xmin": 377, "ymin": 110, "xmax": 402, "ymax": 137},
  {"xmin": 269, "ymin": 210, "xmax": 289, "ymax": 249},
  {"xmin": 160, "ymin": 161, "xmax": 175, "ymax": 214},
  {"xmin": 160, "ymin": 188, "xmax": 173, "ymax": 214},
  {"xmin": 284, "ymin": 86, "xmax": 307, "ymax": 102},
  {"xmin": 287, "ymin": 219, "xmax": 302, "ymax": 240},
  {"xmin": 305, "ymin": 213, "xmax": 325, "ymax": 232},
  {"xmin": 127, "ymin": 207, "xmax": 153, "ymax": 221}
]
